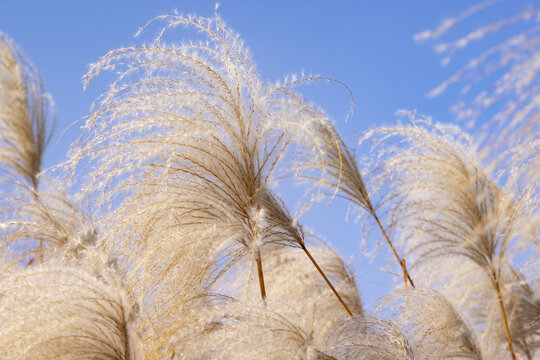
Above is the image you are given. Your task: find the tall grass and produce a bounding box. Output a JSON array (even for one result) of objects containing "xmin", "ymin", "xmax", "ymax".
[{"xmin": 0, "ymin": 3, "xmax": 538, "ymax": 359}]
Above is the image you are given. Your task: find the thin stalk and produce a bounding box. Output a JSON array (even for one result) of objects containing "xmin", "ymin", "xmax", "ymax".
[
  {"xmin": 256, "ymin": 247, "xmax": 266, "ymax": 301},
  {"xmin": 368, "ymin": 205, "xmax": 415, "ymax": 288},
  {"xmin": 301, "ymin": 244, "xmax": 353, "ymax": 317},
  {"xmin": 315, "ymin": 350, "xmax": 338, "ymax": 360},
  {"xmin": 491, "ymin": 273, "xmax": 516, "ymax": 360},
  {"xmin": 39, "ymin": 240, "xmax": 43, "ymax": 263},
  {"xmin": 31, "ymin": 190, "xmax": 44, "ymax": 264},
  {"xmin": 402, "ymin": 259, "xmax": 408, "ymax": 291},
  {"xmin": 122, "ymin": 313, "xmax": 132, "ymax": 360},
  {"xmin": 251, "ymin": 213, "xmax": 267, "ymax": 302},
  {"xmin": 402, "ymin": 259, "xmax": 409, "ymax": 307}
]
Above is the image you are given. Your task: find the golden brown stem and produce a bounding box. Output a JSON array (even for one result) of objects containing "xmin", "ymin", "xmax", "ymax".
[
  {"xmin": 402, "ymin": 259, "xmax": 409, "ymax": 306},
  {"xmin": 492, "ymin": 274, "xmax": 516, "ymax": 360},
  {"xmin": 256, "ymin": 248, "xmax": 266, "ymax": 301},
  {"xmin": 301, "ymin": 245, "xmax": 353, "ymax": 317},
  {"xmin": 31, "ymin": 190, "xmax": 44, "ymax": 264},
  {"xmin": 39, "ymin": 239, "xmax": 43, "ymax": 264},
  {"xmin": 369, "ymin": 207, "xmax": 415, "ymax": 288},
  {"xmin": 402, "ymin": 259, "xmax": 408, "ymax": 291},
  {"xmin": 122, "ymin": 312, "xmax": 132, "ymax": 360}
]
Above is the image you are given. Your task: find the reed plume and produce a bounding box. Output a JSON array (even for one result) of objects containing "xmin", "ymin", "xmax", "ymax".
[
  {"xmin": 238, "ymin": 242, "xmax": 363, "ymax": 345},
  {"xmin": 386, "ymin": 287, "xmax": 483, "ymax": 359},
  {"xmin": 485, "ymin": 263, "xmax": 540, "ymax": 360},
  {"xmin": 0, "ymin": 179, "xmax": 96, "ymax": 265},
  {"xmin": 72, "ymin": 9, "xmax": 352, "ymax": 317},
  {"xmin": 170, "ymin": 297, "xmax": 335, "ymax": 359},
  {"xmin": 416, "ymin": 1, "xmax": 540, "ymax": 148},
  {"xmin": 297, "ymin": 119, "xmax": 415, "ymax": 288},
  {"xmin": 0, "ymin": 261, "xmax": 142, "ymax": 359},
  {"xmin": 0, "ymin": 32, "xmax": 54, "ymax": 189},
  {"xmin": 368, "ymin": 118, "xmax": 534, "ymax": 359},
  {"xmin": 0, "ymin": 4, "xmax": 537, "ymax": 360},
  {"xmin": 325, "ymin": 315, "xmax": 414, "ymax": 360},
  {"xmin": 415, "ymin": 0, "xmax": 540, "ymax": 254}
]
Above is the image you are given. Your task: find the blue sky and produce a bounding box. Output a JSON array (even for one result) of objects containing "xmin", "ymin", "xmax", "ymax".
[{"xmin": 1, "ymin": 0, "xmax": 537, "ymax": 305}]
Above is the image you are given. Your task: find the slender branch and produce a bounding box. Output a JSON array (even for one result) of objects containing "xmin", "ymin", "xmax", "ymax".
[
  {"xmin": 369, "ymin": 206, "xmax": 415, "ymax": 288},
  {"xmin": 301, "ymin": 244, "xmax": 353, "ymax": 317},
  {"xmin": 252, "ymin": 212, "xmax": 267, "ymax": 302},
  {"xmin": 256, "ymin": 247, "xmax": 266, "ymax": 301},
  {"xmin": 31, "ymin": 190, "xmax": 44, "ymax": 264},
  {"xmin": 402, "ymin": 259, "xmax": 408, "ymax": 291},
  {"xmin": 491, "ymin": 272, "xmax": 516, "ymax": 360},
  {"xmin": 122, "ymin": 312, "xmax": 132, "ymax": 360},
  {"xmin": 402, "ymin": 259, "xmax": 409, "ymax": 307},
  {"xmin": 39, "ymin": 240, "xmax": 43, "ymax": 263}
]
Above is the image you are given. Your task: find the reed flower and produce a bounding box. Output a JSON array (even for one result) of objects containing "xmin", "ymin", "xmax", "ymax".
[
  {"xmin": 0, "ymin": 261, "xmax": 142, "ymax": 359},
  {"xmin": 297, "ymin": 119, "xmax": 415, "ymax": 288},
  {"xmin": 367, "ymin": 118, "xmax": 535, "ymax": 359},
  {"xmin": 416, "ymin": 1, "xmax": 540, "ymax": 147},
  {"xmin": 0, "ymin": 33, "xmax": 54, "ymax": 189}
]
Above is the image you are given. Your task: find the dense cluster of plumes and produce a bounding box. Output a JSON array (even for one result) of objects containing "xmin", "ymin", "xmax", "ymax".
[{"xmin": 0, "ymin": 3, "xmax": 538, "ymax": 359}]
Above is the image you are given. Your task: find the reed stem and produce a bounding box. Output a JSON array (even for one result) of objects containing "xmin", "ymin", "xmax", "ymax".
[
  {"xmin": 301, "ymin": 244, "xmax": 353, "ymax": 317},
  {"xmin": 491, "ymin": 273, "xmax": 516, "ymax": 360},
  {"xmin": 256, "ymin": 248, "xmax": 267, "ymax": 301},
  {"xmin": 369, "ymin": 206, "xmax": 415, "ymax": 288}
]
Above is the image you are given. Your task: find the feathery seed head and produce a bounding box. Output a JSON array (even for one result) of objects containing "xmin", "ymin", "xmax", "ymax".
[{"xmin": 0, "ymin": 33, "xmax": 54, "ymax": 189}]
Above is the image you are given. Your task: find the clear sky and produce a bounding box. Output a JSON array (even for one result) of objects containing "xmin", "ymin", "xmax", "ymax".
[{"xmin": 1, "ymin": 0, "xmax": 537, "ymax": 306}]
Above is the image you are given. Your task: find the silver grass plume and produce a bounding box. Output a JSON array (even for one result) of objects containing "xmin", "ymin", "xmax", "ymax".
[
  {"xmin": 72, "ymin": 10, "xmax": 343, "ymax": 306},
  {"xmin": 0, "ymin": 178, "xmax": 96, "ymax": 264},
  {"xmin": 384, "ymin": 287, "xmax": 483, "ymax": 359},
  {"xmin": 401, "ymin": 259, "xmax": 497, "ymax": 339},
  {"xmin": 325, "ymin": 315, "xmax": 414, "ymax": 360},
  {"xmin": 70, "ymin": 161, "xmax": 225, "ymax": 358},
  {"xmin": 485, "ymin": 263, "xmax": 540, "ymax": 360},
  {"xmin": 367, "ymin": 119, "xmax": 533, "ymax": 359},
  {"xmin": 232, "ymin": 243, "xmax": 363, "ymax": 346},
  {"xmin": 415, "ymin": 1, "xmax": 540, "ymax": 252},
  {"xmin": 117, "ymin": 196, "xmax": 224, "ymax": 360},
  {"xmin": 0, "ymin": 32, "xmax": 54, "ymax": 189},
  {"xmin": 170, "ymin": 297, "xmax": 336, "ymax": 359},
  {"xmin": 415, "ymin": 1, "xmax": 540, "ymax": 149},
  {"xmin": 0, "ymin": 261, "xmax": 143, "ymax": 359},
  {"xmin": 297, "ymin": 119, "xmax": 415, "ymax": 288},
  {"xmin": 408, "ymin": 259, "xmax": 539, "ymax": 360},
  {"xmin": 254, "ymin": 189, "xmax": 356, "ymax": 315},
  {"xmin": 507, "ymin": 135, "xmax": 540, "ymax": 245}
]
